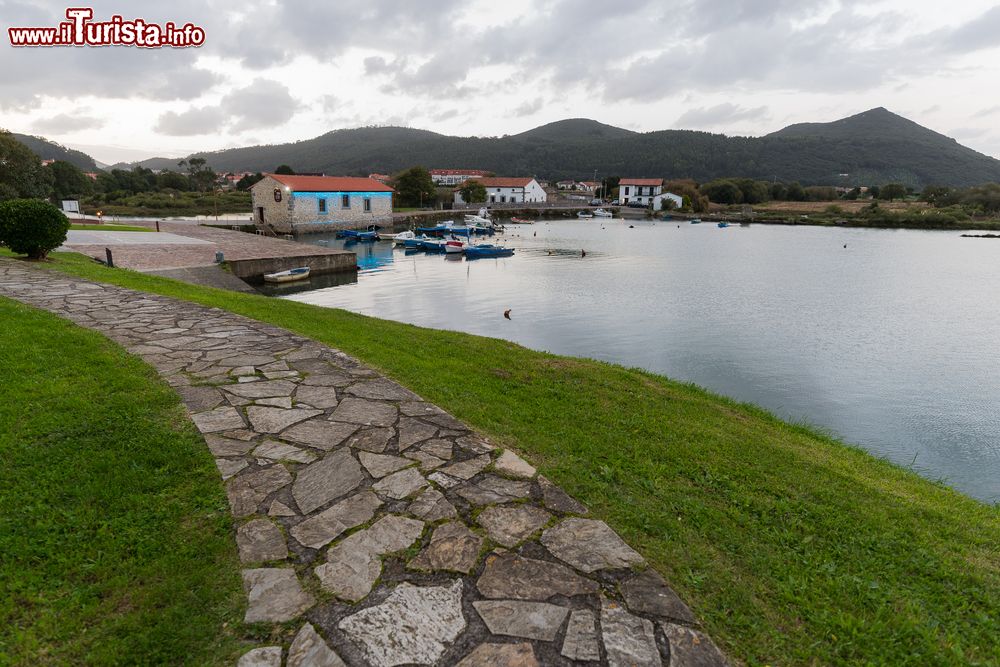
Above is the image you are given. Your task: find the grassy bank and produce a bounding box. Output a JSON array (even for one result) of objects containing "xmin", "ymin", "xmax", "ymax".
[
  {"xmin": 83, "ymin": 190, "xmax": 251, "ymax": 218},
  {"xmin": 7, "ymin": 251, "xmax": 1000, "ymax": 666},
  {"xmin": 0, "ymin": 296, "xmax": 246, "ymax": 665}
]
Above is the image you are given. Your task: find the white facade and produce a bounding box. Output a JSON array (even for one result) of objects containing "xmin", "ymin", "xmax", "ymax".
[
  {"xmin": 454, "ymin": 178, "xmax": 547, "ymax": 204},
  {"xmin": 652, "ymin": 192, "xmax": 684, "ymax": 210},
  {"xmin": 620, "ymin": 180, "xmax": 664, "ymax": 205}
]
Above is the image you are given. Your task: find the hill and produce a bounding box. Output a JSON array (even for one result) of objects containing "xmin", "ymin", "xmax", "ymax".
[
  {"xmin": 122, "ymin": 109, "xmax": 1000, "ymax": 187},
  {"xmin": 11, "ymin": 133, "xmax": 97, "ymax": 171}
]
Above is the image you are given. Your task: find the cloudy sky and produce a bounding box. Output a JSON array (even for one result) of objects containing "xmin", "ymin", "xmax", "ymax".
[{"xmin": 3, "ymin": 0, "xmax": 1000, "ymax": 164}]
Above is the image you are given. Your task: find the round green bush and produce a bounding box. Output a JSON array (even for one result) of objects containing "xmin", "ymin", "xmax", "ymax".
[{"xmin": 0, "ymin": 199, "xmax": 70, "ymax": 259}]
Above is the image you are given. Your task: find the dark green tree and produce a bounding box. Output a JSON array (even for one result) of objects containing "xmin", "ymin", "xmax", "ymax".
[
  {"xmin": 0, "ymin": 198, "xmax": 70, "ymax": 259},
  {"xmin": 393, "ymin": 166, "xmax": 436, "ymax": 208},
  {"xmin": 458, "ymin": 179, "xmax": 487, "ymax": 203},
  {"xmin": 236, "ymin": 173, "xmax": 265, "ymax": 190},
  {"xmin": 0, "ymin": 130, "xmax": 52, "ymax": 201},
  {"xmin": 786, "ymin": 181, "xmax": 807, "ymax": 201},
  {"xmin": 879, "ymin": 183, "xmax": 907, "ymax": 201},
  {"xmin": 46, "ymin": 160, "xmax": 93, "ymax": 200},
  {"xmin": 701, "ymin": 179, "xmax": 743, "ymax": 204},
  {"xmin": 274, "ymin": 164, "xmax": 296, "ymax": 175},
  {"xmin": 178, "ymin": 158, "xmax": 216, "ymax": 191},
  {"xmin": 156, "ymin": 170, "xmax": 190, "ymax": 191}
]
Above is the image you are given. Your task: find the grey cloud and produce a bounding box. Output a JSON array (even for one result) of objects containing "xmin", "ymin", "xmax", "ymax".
[
  {"xmin": 155, "ymin": 105, "xmax": 226, "ymax": 136},
  {"xmin": 511, "ymin": 98, "xmax": 544, "ymax": 118},
  {"xmin": 973, "ymin": 105, "xmax": 1000, "ymax": 118},
  {"xmin": 154, "ymin": 79, "xmax": 298, "ymax": 136},
  {"xmin": 674, "ymin": 104, "xmax": 769, "ymax": 129},
  {"xmin": 940, "ymin": 6, "xmax": 1000, "ymax": 53},
  {"xmin": 32, "ymin": 112, "xmax": 105, "ymax": 134},
  {"xmin": 222, "ymin": 79, "xmax": 299, "ymax": 133}
]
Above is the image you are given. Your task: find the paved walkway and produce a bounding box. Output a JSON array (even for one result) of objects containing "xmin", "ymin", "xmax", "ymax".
[
  {"xmin": 63, "ymin": 222, "xmax": 351, "ymax": 273},
  {"xmin": 0, "ymin": 258, "xmax": 727, "ymax": 667}
]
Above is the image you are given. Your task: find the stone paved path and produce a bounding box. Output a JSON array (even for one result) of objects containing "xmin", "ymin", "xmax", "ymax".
[{"xmin": 0, "ymin": 258, "xmax": 728, "ymax": 667}]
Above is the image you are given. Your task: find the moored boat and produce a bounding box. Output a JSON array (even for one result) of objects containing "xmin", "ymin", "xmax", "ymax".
[
  {"xmin": 385, "ymin": 230, "xmax": 416, "ymax": 243},
  {"xmin": 593, "ymin": 208, "xmax": 613, "ymax": 218},
  {"xmin": 445, "ymin": 239, "xmax": 466, "ymax": 254},
  {"xmin": 263, "ymin": 267, "xmax": 310, "ymax": 283},
  {"xmin": 465, "ymin": 243, "xmax": 514, "ymax": 259},
  {"xmin": 577, "ymin": 211, "xmax": 594, "ymax": 219},
  {"xmin": 717, "ymin": 222, "xmax": 729, "ymax": 228},
  {"xmin": 690, "ymin": 219, "xmax": 702, "ymax": 224},
  {"xmin": 509, "ymin": 217, "xmax": 533, "ymax": 224}
]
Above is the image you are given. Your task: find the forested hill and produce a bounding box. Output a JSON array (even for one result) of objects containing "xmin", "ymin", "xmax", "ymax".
[
  {"xmin": 11, "ymin": 133, "xmax": 97, "ymax": 171},
  {"xmin": 118, "ymin": 109, "xmax": 1000, "ymax": 187}
]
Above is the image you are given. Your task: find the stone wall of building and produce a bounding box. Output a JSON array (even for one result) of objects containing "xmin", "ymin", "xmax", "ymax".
[
  {"xmin": 250, "ymin": 176, "xmax": 294, "ymax": 231},
  {"xmin": 289, "ymin": 192, "xmax": 393, "ymax": 233}
]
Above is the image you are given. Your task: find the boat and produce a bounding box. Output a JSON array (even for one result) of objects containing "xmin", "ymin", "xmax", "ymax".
[
  {"xmin": 717, "ymin": 222, "xmax": 729, "ymax": 228},
  {"xmin": 383, "ymin": 230, "xmax": 416, "ymax": 242},
  {"xmin": 690, "ymin": 219, "xmax": 702, "ymax": 224},
  {"xmin": 416, "ymin": 221, "xmax": 457, "ymax": 236},
  {"xmin": 263, "ymin": 267, "xmax": 310, "ymax": 283},
  {"xmin": 593, "ymin": 208, "xmax": 613, "ymax": 218},
  {"xmin": 403, "ymin": 234, "xmax": 431, "ymax": 248},
  {"xmin": 577, "ymin": 211, "xmax": 594, "ymax": 219},
  {"xmin": 344, "ymin": 230, "xmax": 380, "ymax": 242},
  {"xmin": 419, "ymin": 238, "xmax": 448, "ymax": 253},
  {"xmin": 444, "ymin": 239, "xmax": 466, "ymax": 254},
  {"xmin": 509, "ymin": 217, "xmax": 534, "ymax": 224},
  {"xmin": 465, "ymin": 244, "xmax": 514, "ymax": 259},
  {"xmin": 465, "ymin": 207, "xmax": 493, "ymax": 225}
]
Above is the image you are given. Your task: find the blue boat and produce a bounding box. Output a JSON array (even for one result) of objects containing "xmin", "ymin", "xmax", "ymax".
[
  {"xmin": 337, "ymin": 229, "xmax": 381, "ymax": 241},
  {"xmin": 403, "ymin": 234, "xmax": 431, "ymax": 248},
  {"xmin": 465, "ymin": 244, "xmax": 514, "ymax": 259},
  {"xmin": 717, "ymin": 222, "xmax": 729, "ymax": 228}
]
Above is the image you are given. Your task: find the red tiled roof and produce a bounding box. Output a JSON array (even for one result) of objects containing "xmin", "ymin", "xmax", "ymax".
[
  {"xmin": 430, "ymin": 169, "xmax": 491, "ymax": 176},
  {"xmin": 266, "ymin": 174, "xmax": 394, "ymax": 192},
  {"xmin": 620, "ymin": 178, "xmax": 663, "ymax": 186},
  {"xmin": 455, "ymin": 177, "xmax": 534, "ymax": 189}
]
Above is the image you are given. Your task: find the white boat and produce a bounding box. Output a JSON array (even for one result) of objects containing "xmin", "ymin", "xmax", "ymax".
[
  {"xmin": 444, "ymin": 238, "xmax": 466, "ymax": 254},
  {"xmin": 464, "ymin": 207, "xmax": 492, "ymax": 225},
  {"xmin": 577, "ymin": 211, "xmax": 594, "ymax": 219},
  {"xmin": 593, "ymin": 208, "xmax": 613, "ymax": 218},
  {"xmin": 385, "ymin": 230, "xmax": 416, "ymax": 242},
  {"xmin": 263, "ymin": 266, "xmax": 310, "ymax": 283}
]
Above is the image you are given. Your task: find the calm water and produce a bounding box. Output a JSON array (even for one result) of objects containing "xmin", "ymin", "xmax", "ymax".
[{"xmin": 277, "ymin": 220, "xmax": 1000, "ymax": 503}]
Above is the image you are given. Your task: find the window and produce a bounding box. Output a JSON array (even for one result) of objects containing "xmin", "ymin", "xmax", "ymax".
[
  {"xmin": 624, "ymin": 186, "xmax": 630, "ymax": 195},
  {"xmin": 318, "ymin": 198, "xmax": 327, "ymax": 213},
  {"xmin": 364, "ymin": 198, "xmax": 371, "ymax": 212},
  {"xmin": 341, "ymin": 194, "xmax": 350, "ymax": 208}
]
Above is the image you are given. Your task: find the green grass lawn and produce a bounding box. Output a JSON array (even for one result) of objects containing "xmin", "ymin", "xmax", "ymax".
[
  {"xmin": 5, "ymin": 251, "xmax": 1000, "ymax": 666},
  {"xmin": 70, "ymin": 223, "xmax": 152, "ymax": 232},
  {"xmin": 0, "ymin": 296, "xmax": 246, "ymax": 665}
]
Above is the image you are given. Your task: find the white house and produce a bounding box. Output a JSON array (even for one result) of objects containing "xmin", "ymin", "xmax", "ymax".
[
  {"xmin": 652, "ymin": 191, "xmax": 684, "ymax": 210},
  {"xmin": 619, "ymin": 178, "xmax": 664, "ymax": 205},
  {"xmin": 454, "ymin": 177, "xmax": 547, "ymax": 204},
  {"xmin": 430, "ymin": 169, "xmax": 491, "ymax": 186}
]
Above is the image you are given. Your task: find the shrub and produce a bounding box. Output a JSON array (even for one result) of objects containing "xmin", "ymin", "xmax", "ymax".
[{"xmin": 0, "ymin": 199, "xmax": 70, "ymax": 259}]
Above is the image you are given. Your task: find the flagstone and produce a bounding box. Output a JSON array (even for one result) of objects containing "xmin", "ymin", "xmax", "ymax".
[
  {"xmin": 541, "ymin": 518, "xmax": 645, "ymax": 573},
  {"xmin": 373, "ymin": 467, "xmax": 427, "ymax": 499},
  {"xmin": 476, "ymin": 505, "xmax": 551, "ymax": 547},
  {"xmin": 409, "ymin": 521, "xmax": 483, "ymax": 574},
  {"xmin": 290, "ymin": 491, "xmax": 383, "ymax": 549},
  {"xmin": 292, "ymin": 449, "xmax": 364, "ymax": 515},
  {"xmin": 227, "ymin": 466, "xmax": 293, "ymax": 517},
  {"xmin": 281, "ymin": 419, "xmax": 357, "ymax": 450},
  {"xmin": 287, "ymin": 623, "xmax": 346, "ymax": 667},
  {"xmin": 406, "ymin": 487, "xmax": 459, "ymax": 521},
  {"xmin": 237, "ymin": 518, "xmax": 288, "ymax": 562},
  {"xmin": 338, "ymin": 581, "xmax": 466, "ymax": 667},
  {"xmin": 472, "ymin": 600, "xmax": 568, "ymax": 641},
  {"xmin": 247, "ymin": 407, "xmax": 322, "ymax": 434},
  {"xmin": 331, "ymin": 397, "xmax": 397, "ymax": 427},
  {"xmin": 242, "ymin": 568, "xmax": 314, "ymax": 623}
]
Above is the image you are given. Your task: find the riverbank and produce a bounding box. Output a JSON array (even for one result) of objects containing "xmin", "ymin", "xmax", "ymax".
[{"xmin": 7, "ymin": 248, "xmax": 1000, "ymax": 666}]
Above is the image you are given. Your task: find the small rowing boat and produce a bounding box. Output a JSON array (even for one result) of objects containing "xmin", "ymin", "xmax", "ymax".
[
  {"xmin": 577, "ymin": 211, "xmax": 594, "ymax": 219},
  {"xmin": 510, "ymin": 217, "xmax": 533, "ymax": 224},
  {"xmin": 263, "ymin": 267, "xmax": 310, "ymax": 283}
]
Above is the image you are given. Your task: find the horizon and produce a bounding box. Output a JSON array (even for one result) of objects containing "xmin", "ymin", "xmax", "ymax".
[{"xmin": 3, "ymin": 1, "xmax": 1000, "ymax": 164}]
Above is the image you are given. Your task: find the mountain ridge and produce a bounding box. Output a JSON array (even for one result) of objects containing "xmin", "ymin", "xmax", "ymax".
[{"xmin": 24, "ymin": 109, "xmax": 1000, "ymax": 187}]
